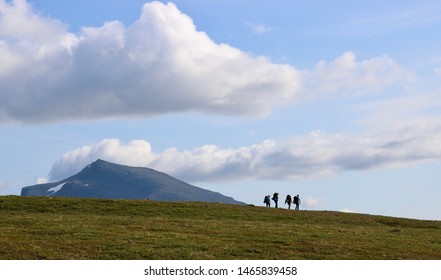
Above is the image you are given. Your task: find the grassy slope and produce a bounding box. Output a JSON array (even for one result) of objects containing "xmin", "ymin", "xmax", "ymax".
[{"xmin": 0, "ymin": 196, "xmax": 440, "ymax": 260}]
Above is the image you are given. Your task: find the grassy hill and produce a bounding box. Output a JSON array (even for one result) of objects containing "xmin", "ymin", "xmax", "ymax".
[{"xmin": 0, "ymin": 196, "xmax": 440, "ymax": 259}]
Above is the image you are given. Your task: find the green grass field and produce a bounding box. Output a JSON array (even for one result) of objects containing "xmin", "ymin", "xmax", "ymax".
[{"xmin": 0, "ymin": 196, "xmax": 440, "ymax": 260}]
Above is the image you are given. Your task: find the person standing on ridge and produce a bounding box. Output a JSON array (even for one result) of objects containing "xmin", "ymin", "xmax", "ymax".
[
  {"xmin": 294, "ymin": 194, "xmax": 301, "ymax": 210},
  {"xmin": 285, "ymin": 194, "xmax": 292, "ymax": 209},
  {"xmin": 272, "ymin": 192, "xmax": 279, "ymax": 208},
  {"xmin": 263, "ymin": 195, "xmax": 271, "ymax": 207}
]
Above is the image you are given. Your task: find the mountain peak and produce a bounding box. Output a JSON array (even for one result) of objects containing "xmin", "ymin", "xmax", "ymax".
[
  {"xmin": 21, "ymin": 160, "xmax": 244, "ymax": 204},
  {"xmin": 93, "ymin": 158, "xmax": 107, "ymax": 164},
  {"xmin": 90, "ymin": 158, "xmax": 114, "ymax": 168}
]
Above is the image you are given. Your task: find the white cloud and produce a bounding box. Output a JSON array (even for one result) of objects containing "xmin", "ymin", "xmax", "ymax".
[
  {"xmin": 0, "ymin": 1, "xmax": 420, "ymax": 125},
  {"xmin": 304, "ymin": 197, "xmax": 324, "ymax": 209},
  {"xmin": 49, "ymin": 118, "xmax": 441, "ymax": 182},
  {"xmin": 36, "ymin": 178, "xmax": 48, "ymax": 184},
  {"xmin": 1, "ymin": 1, "xmax": 417, "ymax": 125},
  {"xmin": 302, "ymin": 52, "xmax": 416, "ymax": 99},
  {"xmin": 0, "ymin": 0, "xmax": 301, "ymax": 123},
  {"xmin": 246, "ymin": 22, "xmax": 273, "ymax": 34},
  {"xmin": 49, "ymin": 139, "xmax": 155, "ymax": 180},
  {"xmin": 0, "ymin": 0, "xmax": 71, "ymax": 43}
]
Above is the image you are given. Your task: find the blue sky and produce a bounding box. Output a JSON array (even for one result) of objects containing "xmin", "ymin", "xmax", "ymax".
[{"xmin": 1, "ymin": 0, "xmax": 441, "ymax": 220}]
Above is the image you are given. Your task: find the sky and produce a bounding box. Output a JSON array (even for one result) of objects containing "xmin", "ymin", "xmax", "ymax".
[{"xmin": 1, "ymin": 0, "xmax": 441, "ymax": 220}]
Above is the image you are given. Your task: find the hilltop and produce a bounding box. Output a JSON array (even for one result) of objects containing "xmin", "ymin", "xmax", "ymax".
[
  {"xmin": 0, "ymin": 196, "xmax": 440, "ymax": 259},
  {"xmin": 21, "ymin": 159, "xmax": 243, "ymax": 204}
]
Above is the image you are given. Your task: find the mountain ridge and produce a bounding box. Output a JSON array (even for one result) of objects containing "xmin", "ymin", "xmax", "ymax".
[{"xmin": 21, "ymin": 159, "xmax": 244, "ymax": 204}]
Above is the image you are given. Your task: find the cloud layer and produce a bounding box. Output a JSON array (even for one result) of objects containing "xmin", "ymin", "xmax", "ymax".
[
  {"xmin": 6, "ymin": 1, "xmax": 439, "ymax": 186},
  {"xmin": 0, "ymin": 1, "xmax": 413, "ymax": 124},
  {"xmin": 303, "ymin": 52, "xmax": 416, "ymax": 99},
  {"xmin": 0, "ymin": 0, "xmax": 301, "ymax": 123},
  {"xmin": 49, "ymin": 118, "xmax": 441, "ymax": 183}
]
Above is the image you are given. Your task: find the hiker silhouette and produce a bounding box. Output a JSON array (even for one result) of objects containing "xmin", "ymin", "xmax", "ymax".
[
  {"xmin": 294, "ymin": 194, "xmax": 301, "ymax": 210},
  {"xmin": 263, "ymin": 195, "xmax": 271, "ymax": 207},
  {"xmin": 272, "ymin": 192, "xmax": 279, "ymax": 208},
  {"xmin": 285, "ymin": 194, "xmax": 292, "ymax": 209}
]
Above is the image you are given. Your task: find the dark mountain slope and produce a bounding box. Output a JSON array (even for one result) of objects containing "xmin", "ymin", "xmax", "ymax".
[{"xmin": 21, "ymin": 159, "xmax": 244, "ymax": 204}]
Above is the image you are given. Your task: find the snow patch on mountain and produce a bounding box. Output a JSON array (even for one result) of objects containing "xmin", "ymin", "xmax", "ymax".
[{"xmin": 47, "ymin": 182, "xmax": 66, "ymax": 196}]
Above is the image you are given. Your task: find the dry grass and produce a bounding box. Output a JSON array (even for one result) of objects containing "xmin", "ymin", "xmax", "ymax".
[{"xmin": 1, "ymin": 196, "xmax": 440, "ymax": 259}]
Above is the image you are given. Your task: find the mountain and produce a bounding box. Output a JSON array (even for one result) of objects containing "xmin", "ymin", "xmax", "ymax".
[{"xmin": 21, "ymin": 159, "xmax": 244, "ymax": 204}]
